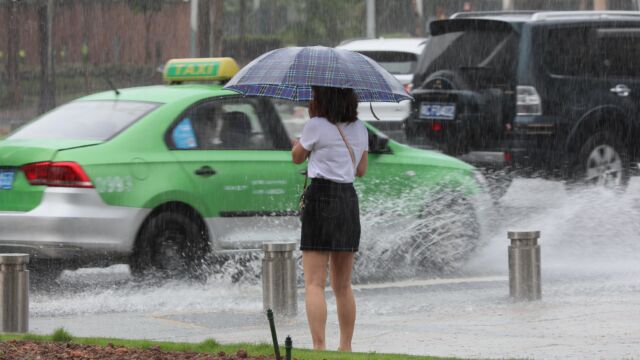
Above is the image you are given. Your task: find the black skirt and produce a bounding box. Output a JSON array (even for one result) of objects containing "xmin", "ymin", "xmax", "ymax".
[{"xmin": 300, "ymin": 178, "xmax": 361, "ymax": 252}]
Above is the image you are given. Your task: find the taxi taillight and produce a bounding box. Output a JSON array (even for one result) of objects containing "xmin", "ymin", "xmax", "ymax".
[{"xmin": 21, "ymin": 161, "xmax": 94, "ymax": 188}]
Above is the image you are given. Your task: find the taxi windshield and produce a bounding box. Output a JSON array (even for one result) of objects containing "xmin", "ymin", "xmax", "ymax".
[{"xmin": 9, "ymin": 100, "xmax": 160, "ymax": 141}]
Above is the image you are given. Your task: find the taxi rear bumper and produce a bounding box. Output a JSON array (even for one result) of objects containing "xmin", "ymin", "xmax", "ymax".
[{"xmin": 0, "ymin": 187, "xmax": 150, "ymax": 261}]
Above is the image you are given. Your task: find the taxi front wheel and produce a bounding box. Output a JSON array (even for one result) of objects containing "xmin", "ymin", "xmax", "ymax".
[
  {"xmin": 130, "ymin": 211, "xmax": 210, "ymax": 281},
  {"xmin": 407, "ymin": 192, "xmax": 481, "ymax": 273}
]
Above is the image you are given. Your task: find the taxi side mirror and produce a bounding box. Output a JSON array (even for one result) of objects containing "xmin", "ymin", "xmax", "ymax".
[{"xmin": 368, "ymin": 130, "xmax": 390, "ymax": 154}]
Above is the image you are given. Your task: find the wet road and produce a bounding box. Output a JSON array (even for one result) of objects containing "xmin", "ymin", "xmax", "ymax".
[{"xmin": 29, "ymin": 178, "xmax": 640, "ymax": 359}]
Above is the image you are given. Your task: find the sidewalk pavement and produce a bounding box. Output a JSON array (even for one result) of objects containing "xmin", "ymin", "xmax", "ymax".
[{"xmin": 30, "ymin": 269, "xmax": 640, "ymax": 360}]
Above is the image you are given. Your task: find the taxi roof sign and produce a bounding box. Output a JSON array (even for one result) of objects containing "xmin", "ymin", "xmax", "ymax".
[{"xmin": 163, "ymin": 57, "xmax": 240, "ymax": 83}]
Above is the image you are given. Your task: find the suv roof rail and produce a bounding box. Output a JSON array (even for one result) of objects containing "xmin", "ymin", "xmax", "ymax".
[
  {"xmin": 450, "ymin": 11, "xmax": 537, "ymax": 19},
  {"xmin": 531, "ymin": 11, "xmax": 640, "ymax": 21},
  {"xmin": 450, "ymin": 10, "xmax": 640, "ymax": 21}
]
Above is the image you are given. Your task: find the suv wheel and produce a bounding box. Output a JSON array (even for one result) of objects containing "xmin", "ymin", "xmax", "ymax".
[
  {"xmin": 421, "ymin": 70, "xmax": 469, "ymax": 90},
  {"xmin": 130, "ymin": 211, "xmax": 210, "ymax": 280},
  {"xmin": 573, "ymin": 131, "xmax": 630, "ymax": 188}
]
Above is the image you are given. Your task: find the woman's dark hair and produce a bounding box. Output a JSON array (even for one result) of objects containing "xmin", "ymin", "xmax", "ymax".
[{"xmin": 310, "ymin": 86, "xmax": 358, "ymax": 124}]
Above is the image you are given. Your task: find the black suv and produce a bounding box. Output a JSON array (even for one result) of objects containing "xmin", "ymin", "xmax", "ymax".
[{"xmin": 406, "ymin": 11, "xmax": 640, "ymax": 188}]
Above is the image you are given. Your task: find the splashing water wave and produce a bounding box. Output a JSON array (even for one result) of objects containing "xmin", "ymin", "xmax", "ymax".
[{"xmin": 32, "ymin": 178, "xmax": 640, "ymax": 316}]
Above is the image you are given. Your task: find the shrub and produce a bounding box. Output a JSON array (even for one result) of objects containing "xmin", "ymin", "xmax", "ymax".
[{"xmin": 51, "ymin": 328, "xmax": 73, "ymax": 342}]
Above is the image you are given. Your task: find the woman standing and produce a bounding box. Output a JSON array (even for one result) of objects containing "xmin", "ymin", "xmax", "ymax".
[{"xmin": 292, "ymin": 86, "xmax": 369, "ymax": 352}]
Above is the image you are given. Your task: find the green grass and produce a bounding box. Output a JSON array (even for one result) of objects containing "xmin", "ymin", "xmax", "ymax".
[
  {"xmin": 0, "ymin": 328, "xmax": 459, "ymax": 360},
  {"xmin": 50, "ymin": 327, "xmax": 73, "ymax": 342}
]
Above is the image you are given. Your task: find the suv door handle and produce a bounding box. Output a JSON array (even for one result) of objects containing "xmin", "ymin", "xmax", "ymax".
[
  {"xmin": 610, "ymin": 84, "xmax": 630, "ymax": 97},
  {"xmin": 195, "ymin": 166, "xmax": 216, "ymax": 177}
]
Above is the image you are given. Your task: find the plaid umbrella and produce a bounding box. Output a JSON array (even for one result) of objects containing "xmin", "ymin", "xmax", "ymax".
[{"xmin": 224, "ymin": 46, "xmax": 412, "ymax": 102}]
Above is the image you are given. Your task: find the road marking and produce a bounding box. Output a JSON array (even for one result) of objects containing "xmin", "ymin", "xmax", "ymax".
[
  {"xmin": 151, "ymin": 315, "xmax": 210, "ymax": 330},
  {"xmin": 351, "ymin": 276, "xmax": 507, "ymax": 290},
  {"xmin": 297, "ymin": 276, "xmax": 507, "ymax": 295}
]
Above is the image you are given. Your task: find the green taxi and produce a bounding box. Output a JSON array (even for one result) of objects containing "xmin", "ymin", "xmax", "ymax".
[{"xmin": 0, "ymin": 58, "xmax": 484, "ymax": 280}]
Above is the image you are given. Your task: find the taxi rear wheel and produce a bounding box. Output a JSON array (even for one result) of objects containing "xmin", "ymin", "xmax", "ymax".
[
  {"xmin": 29, "ymin": 259, "xmax": 66, "ymax": 289},
  {"xmin": 130, "ymin": 211, "xmax": 209, "ymax": 281}
]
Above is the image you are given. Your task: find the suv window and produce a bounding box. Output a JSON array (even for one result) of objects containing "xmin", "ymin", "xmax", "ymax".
[
  {"xmin": 542, "ymin": 27, "xmax": 600, "ymax": 77},
  {"xmin": 356, "ymin": 51, "xmax": 418, "ymax": 75},
  {"xmin": 169, "ymin": 98, "xmax": 276, "ymax": 150},
  {"xmin": 414, "ymin": 20, "xmax": 517, "ymax": 89},
  {"xmin": 597, "ymin": 28, "xmax": 640, "ymax": 78},
  {"xmin": 9, "ymin": 100, "xmax": 159, "ymax": 141},
  {"xmin": 543, "ymin": 27, "xmax": 640, "ymax": 79}
]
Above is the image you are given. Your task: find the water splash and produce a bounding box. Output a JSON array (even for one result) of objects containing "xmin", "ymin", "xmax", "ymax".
[
  {"xmin": 465, "ymin": 178, "xmax": 640, "ymax": 276},
  {"xmin": 32, "ymin": 178, "xmax": 640, "ymax": 317},
  {"xmin": 31, "ymin": 266, "xmax": 262, "ymax": 317}
]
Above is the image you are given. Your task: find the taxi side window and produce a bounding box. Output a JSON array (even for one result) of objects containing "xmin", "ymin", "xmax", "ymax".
[
  {"xmin": 171, "ymin": 118, "xmax": 198, "ymax": 149},
  {"xmin": 169, "ymin": 98, "xmax": 278, "ymax": 150},
  {"xmin": 172, "ymin": 102, "xmax": 219, "ymax": 149},
  {"xmin": 218, "ymin": 102, "xmax": 271, "ymax": 149}
]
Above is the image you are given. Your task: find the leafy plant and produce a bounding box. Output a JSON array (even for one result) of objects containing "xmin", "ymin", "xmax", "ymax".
[{"xmin": 51, "ymin": 328, "xmax": 73, "ymax": 342}]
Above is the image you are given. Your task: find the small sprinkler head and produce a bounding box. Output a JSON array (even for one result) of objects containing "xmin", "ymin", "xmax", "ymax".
[{"xmin": 285, "ymin": 335, "xmax": 292, "ymax": 360}]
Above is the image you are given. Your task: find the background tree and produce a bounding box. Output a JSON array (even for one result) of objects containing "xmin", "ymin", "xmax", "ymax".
[
  {"xmin": 38, "ymin": 0, "xmax": 55, "ymax": 114},
  {"xmin": 198, "ymin": 0, "xmax": 211, "ymax": 57},
  {"xmin": 411, "ymin": 0, "xmax": 425, "ymax": 36},
  {"xmin": 211, "ymin": 0, "xmax": 224, "ymax": 56},
  {"xmin": 81, "ymin": 0, "xmax": 91, "ymax": 93},
  {"xmin": 128, "ymin": 0, "xmax": 162, "ymax": 64},
  {"xmin": 239, "ymin": 0, "xmax": 246, "ymax": 60},
  {"xmin": 6, "ymin": 0, "xmax": 22, "ymax": 106},
  {"xmin": 285, "ymin": 0, "xmax": 365, "ymax": 46},
  {"xmin": 376, "ymin": 0, "xmax": 415, "ymax": 37}
]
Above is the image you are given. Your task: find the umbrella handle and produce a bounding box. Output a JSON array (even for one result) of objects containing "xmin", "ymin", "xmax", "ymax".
[{"xmin": 370, "ymin": 102, "xmax": 381, "ymax": 121}]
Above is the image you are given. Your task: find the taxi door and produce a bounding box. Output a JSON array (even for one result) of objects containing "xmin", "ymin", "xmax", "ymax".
[{"xmin": 168, "ymin": 97, "xmax": 305, "ymax": 249}]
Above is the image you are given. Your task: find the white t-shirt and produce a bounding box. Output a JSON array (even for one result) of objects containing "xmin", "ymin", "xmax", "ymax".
[{"xmin": 299, "ymin": 117, "xmax": 369, "ymax": 183}]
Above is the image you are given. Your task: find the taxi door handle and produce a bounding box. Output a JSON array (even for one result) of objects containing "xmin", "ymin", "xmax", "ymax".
[
  {"xmin": 299, "ymin": 169, "xmax": 307, "ymax": 175},
  {"xmin": 195, "ymin": 166, "xmax": 216, "ymax": 177},
  {"xmin": 610, "ymin": 84, "xmax": 630, "ymax": 97}
]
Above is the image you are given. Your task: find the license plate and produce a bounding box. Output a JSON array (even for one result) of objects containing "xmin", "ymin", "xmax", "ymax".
[
  {"xmin": 419, "ymin": 103, "xmax": 456, "ymax": 120},
  {"xmin": 0, "ymin": 169, "xmax": 15, "ymax": 190}
]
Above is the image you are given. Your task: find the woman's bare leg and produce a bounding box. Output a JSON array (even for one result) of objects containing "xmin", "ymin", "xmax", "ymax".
[
  {"xmin": 330, "ymin": 252, "xmax": 356, "ymax": 352},
  {"xmin": 302, "ymin": 250, "xmax": 330, "ymax": 350}
]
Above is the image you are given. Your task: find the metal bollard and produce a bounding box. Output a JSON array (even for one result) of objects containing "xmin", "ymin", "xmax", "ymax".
[
  {"xmin": 262, "ymin": 242, "xmax": 297, "ymax": 316},
  {"xmin": 0, "ymin": 254, "xmax": 29, "ymax": 332},
  {"xmin": 508, "ymin": 231, "xmax": 541, "ymax": 301}
]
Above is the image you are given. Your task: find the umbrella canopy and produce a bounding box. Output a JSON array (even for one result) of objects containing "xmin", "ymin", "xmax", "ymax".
[{"xmin": 224, "ymin": 46, "xmax": 412, "ymax": 103}]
